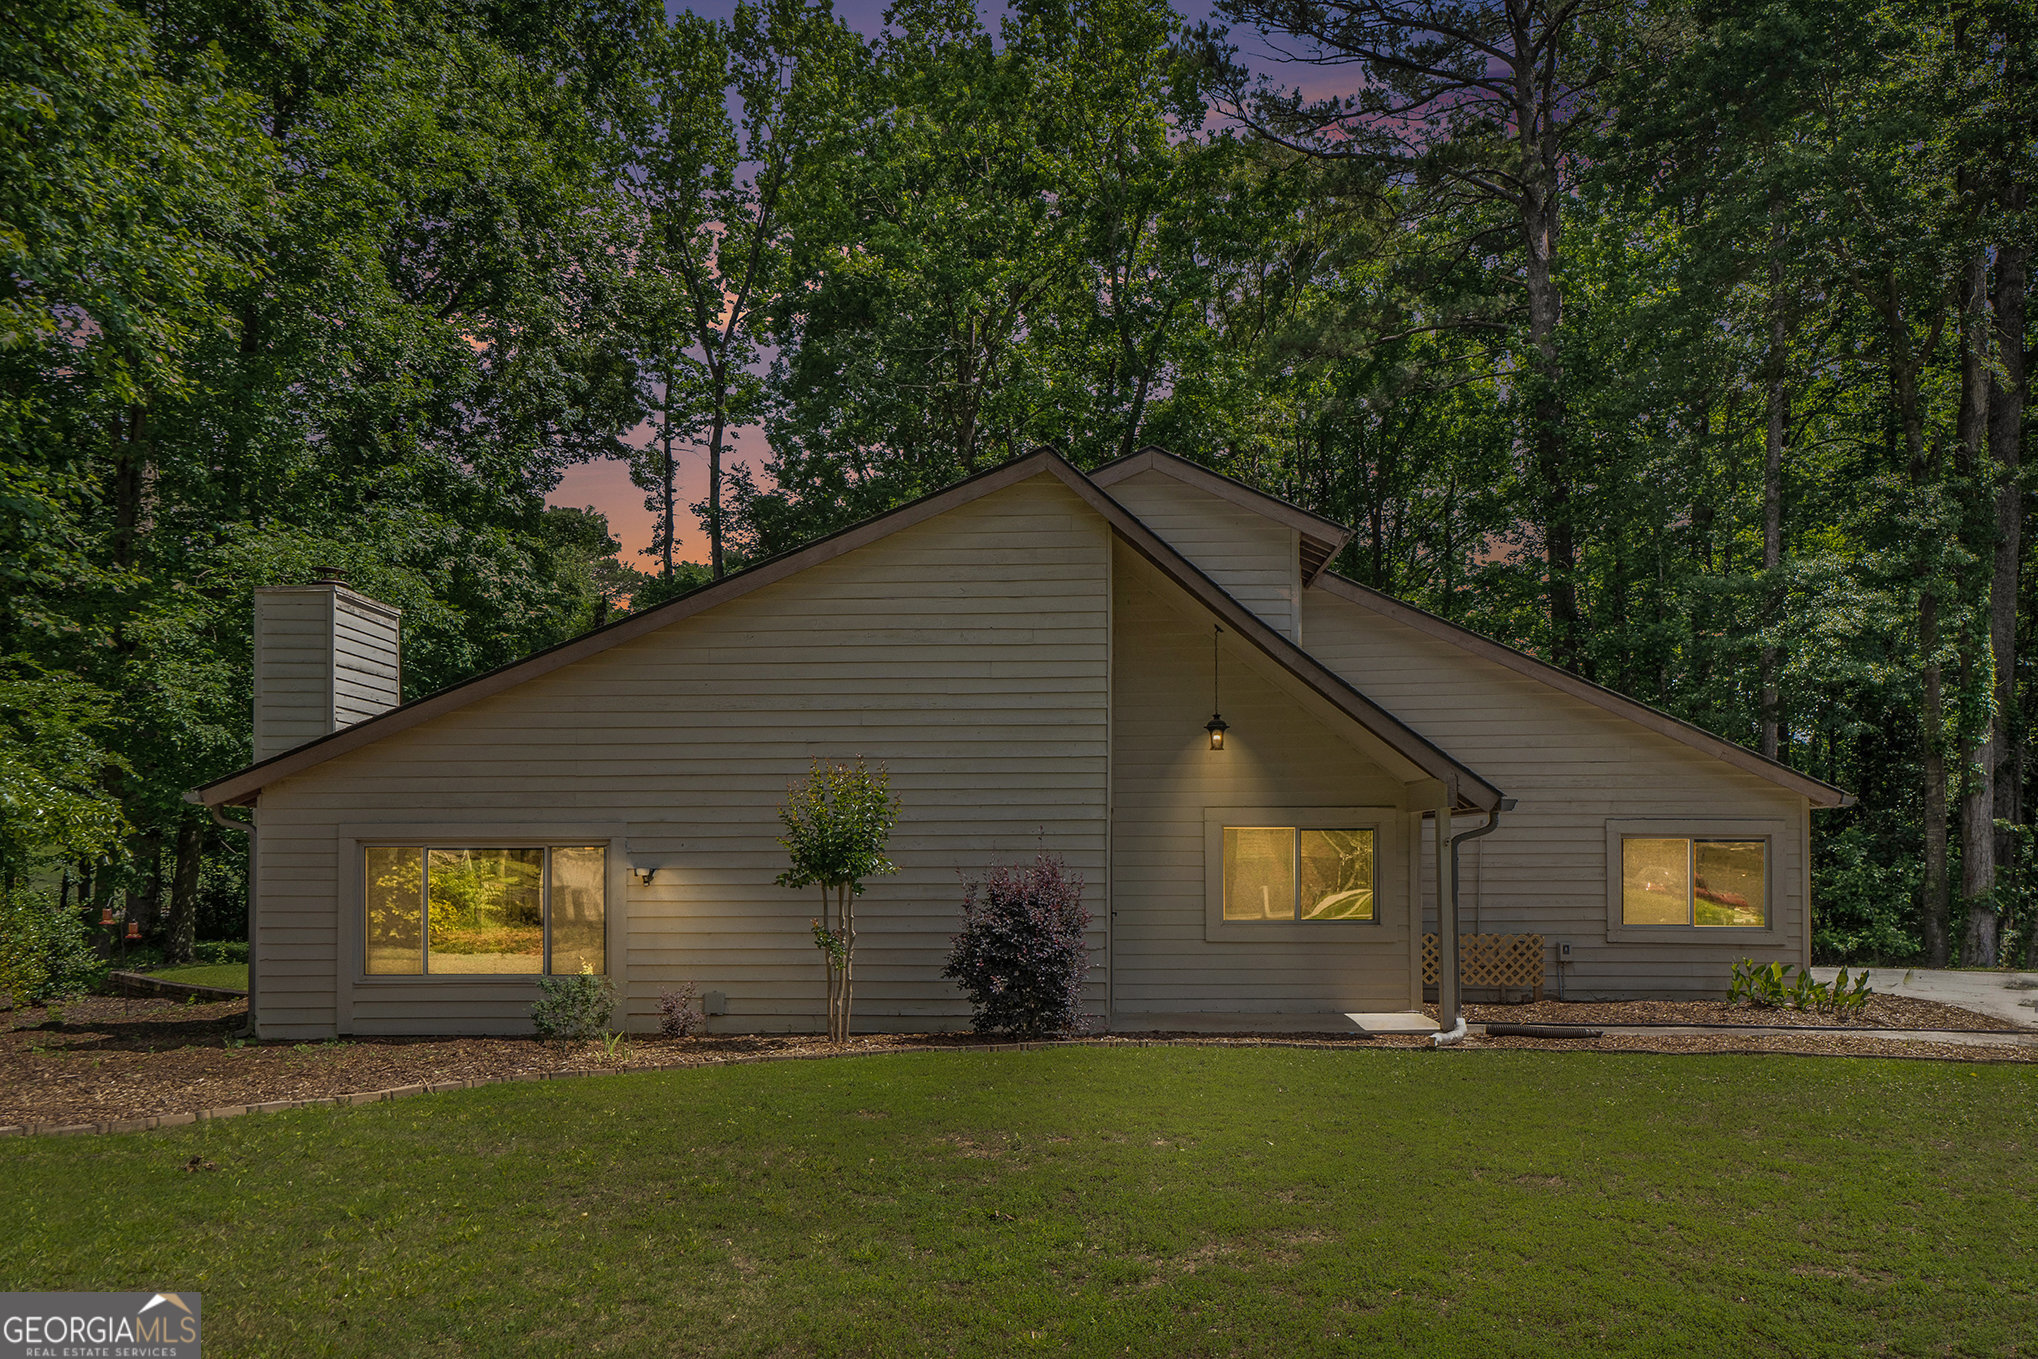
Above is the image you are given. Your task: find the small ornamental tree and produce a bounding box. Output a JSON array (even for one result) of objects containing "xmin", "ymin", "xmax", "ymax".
[
  {"xmin": 943, "ymin": 855, "xmax": 1091, "ymax": 1038},
  {"xmin": 775, "ymin": 759, "xmax": 901, "ymax": 1042}
]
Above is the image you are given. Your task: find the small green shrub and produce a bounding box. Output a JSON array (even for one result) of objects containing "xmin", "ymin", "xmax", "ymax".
[
  {"xmin": 0, "ymin": 894, "xmax": 105, "ymax": 1007},
  {"xmin": 194, "ymin": 940, "xmax": 249, "ymax": 965},
  {"xmin": 1728, "ymin": 959, "xmax": 1871, "ymax": 1014},
  {"xmin": 531, "ymin": 965, "xmax": 614, "ymax": 1040}
]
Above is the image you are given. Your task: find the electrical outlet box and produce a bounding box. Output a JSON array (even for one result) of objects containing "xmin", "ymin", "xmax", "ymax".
[
  {"xmin": 703, "ymin": 990, "xmax": 728, "ymax": 1017},
  {"xmin": 1559, "ymin": 941, "xmax": 1573, "ymax": 961}
]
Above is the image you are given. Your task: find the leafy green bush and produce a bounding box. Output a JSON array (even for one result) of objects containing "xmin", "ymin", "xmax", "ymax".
[
  {"xmin": 531, "ymin": 965, "xmax": 614, "ymax": 1040},
  {"xmin": 1728, "ymin": 959, "xmax": 1871, "ymax": 1014},
  {"xmin": 0, "ymin": 894, "xmax": 105, "ymax": 1007},
  {"xmin": 194, "ymin": 939, "xmax": 249, "ymax": 965}
]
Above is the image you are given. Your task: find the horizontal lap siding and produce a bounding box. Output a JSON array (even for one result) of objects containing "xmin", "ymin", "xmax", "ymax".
[
  {"xmin": 252, "ymin": 476, "xmax": 1111, "ymax": 1037},
  {"xmin": 1110, "ymin": 546, "xmax": 1414, "ymax": 1017},
  {"xmin": 1105, "ymin": 469, "xmax": 1301, "ymax": 642},
  {"xmin": 1301, "ymin": 591, "xmax": 1809, "ymax": 1000},
  {"xmin": 253, "ymin": 593, "xmax": 333, "ymax": 763}
]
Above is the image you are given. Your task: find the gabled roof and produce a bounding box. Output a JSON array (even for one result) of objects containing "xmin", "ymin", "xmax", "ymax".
[
  {"xmin": 1312, "ymin": 573, "xmax": 1853, "ymax": 809},
  {"xmin": 193, "ymin": 451, "xmax": 1502, "ymax": 811},
  {"xmin": 1090, "ymin": 446, "xmax": 1354, "ymax": 584}
]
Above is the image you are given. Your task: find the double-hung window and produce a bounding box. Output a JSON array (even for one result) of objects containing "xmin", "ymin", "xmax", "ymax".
[{"xmin": 365, "ymin": 845, "xmax": 606, "ymax": 976}]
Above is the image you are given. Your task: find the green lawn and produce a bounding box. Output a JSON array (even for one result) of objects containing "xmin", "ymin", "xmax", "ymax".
[
  {"xmin": 1, "ymin": 1047, "xmax": 2031, "ymax": 1356},
  {"xmin": 146, "ymin": 961, "xmax": 249, "ymax": 991}
]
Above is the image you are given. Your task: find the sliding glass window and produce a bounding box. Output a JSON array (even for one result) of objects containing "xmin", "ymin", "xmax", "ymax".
[
  {"xmin": 1222, "ymin": 827, "xmax": 1376, "ymax": 922},
  {"xmin": 365, "ymin": 846, "xmax": 606, "ymax": 975}
]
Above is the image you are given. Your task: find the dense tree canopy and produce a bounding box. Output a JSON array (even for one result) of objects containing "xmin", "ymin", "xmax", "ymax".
[{"xmin": 2, "ymin": 0, "xmax": 2031, "ymax": 968}]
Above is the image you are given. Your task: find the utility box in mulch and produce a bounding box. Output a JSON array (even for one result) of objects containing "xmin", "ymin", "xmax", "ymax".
[{"xmin": 1423, "ymin": 933, "xmax": 1545, "ymax": 1004}]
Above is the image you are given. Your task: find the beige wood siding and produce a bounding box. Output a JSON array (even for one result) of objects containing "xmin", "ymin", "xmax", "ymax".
[
  {"xmin": 253, "ymin": 590, "xmax": 335, "ymax": 763},
  {"xmin": 1104, "ymin": 468, "xmax": 1302, "ymax": 642},
  {"xmin": 250, "ymin": 475, "xmax": 1112, "ymax": 1038},
  {"xmin": 1300, "ymin": 589, "xmax": 1811, "ymax": 999},
  {"xmin": 1109, "ymin": 544, "xmax": 1417, "ymax": 1017},
  {"xmin": 332, "ymin": 591, "xmax": 401, "ymax": 726}
]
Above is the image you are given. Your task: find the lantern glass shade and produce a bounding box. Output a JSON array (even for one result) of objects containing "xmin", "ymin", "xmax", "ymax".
[{"xmin": 1206, "ymin": 714, "xmax": 1228, "ymax": 750}]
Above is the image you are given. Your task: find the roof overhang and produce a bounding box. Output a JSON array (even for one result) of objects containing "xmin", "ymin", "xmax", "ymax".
[
  {"xmin": 1090, "ymin": 446, "xmax": 1354, "ymax": 584},
  {"xmin": 191, "ymin": 451, "xmax": 1501, "ymax": 813},
  {"xmin": 1313, "ymin": 573, "xmax": 1854, "ymax": 809}
]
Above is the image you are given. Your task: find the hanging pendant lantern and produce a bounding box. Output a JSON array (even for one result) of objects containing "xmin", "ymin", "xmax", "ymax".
[{"xmin": 1206, "ymin": 624, "xmax": 1227, "ymax": 750}]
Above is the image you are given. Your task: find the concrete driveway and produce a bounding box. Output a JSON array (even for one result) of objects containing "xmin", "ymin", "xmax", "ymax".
[{"xmin": 1811, "ymin": 965, "xmax": 2038, "ymax": 1029}]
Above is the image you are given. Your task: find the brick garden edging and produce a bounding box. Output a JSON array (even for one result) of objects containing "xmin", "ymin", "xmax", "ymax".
[
  {"xmin": 106, "ymin": 971, "xmax": 249, "ymax": 1003},
  {"xmin": 1, "ymin": 1030, "xmax": 2027, "ymax": 1140}
]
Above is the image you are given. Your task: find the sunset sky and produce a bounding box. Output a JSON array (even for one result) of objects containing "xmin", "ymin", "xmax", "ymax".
[{"xmin": 545, "ymin": 0, "xmax": 1315, "ymax": 567}]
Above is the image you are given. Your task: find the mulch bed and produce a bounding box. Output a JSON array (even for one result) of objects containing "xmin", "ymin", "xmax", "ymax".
[
  {"xmin": 1456, "ymin": 993, "xmax": 2020, "ymax": 1032},
  {"xmin": 3, "ymin": 992, "xmax": 2031, "ymax": 1132}
]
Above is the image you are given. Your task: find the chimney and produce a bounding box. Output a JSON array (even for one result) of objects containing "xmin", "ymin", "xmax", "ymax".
[{"xmin": 252, "ymin": 569, "xmax": 402, "ymax": 762}]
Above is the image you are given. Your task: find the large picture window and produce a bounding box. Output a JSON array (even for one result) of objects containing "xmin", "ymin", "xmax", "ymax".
[
  {"xmin": 1620, "ymin": 836, "xmax": 1766, "ymax": 928},
  {"xmin": 366, "ymin": 845, "xmax": 606, "ymax": 975},
  {"xmin": 1222, "ymin": 827, "xmax": 1375, "ymax": 922}
]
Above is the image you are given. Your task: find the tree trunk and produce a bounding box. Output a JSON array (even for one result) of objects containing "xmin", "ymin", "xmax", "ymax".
[
  {"xmin": 706, "ymin": 380, "xmax": 727, "ymax": 580},
  {"xmin": 1959, "ymin": 244, "xmax": 1999, "ymax": 964},
  {"xmin": 659, "ymin": 360, "xmax": 677, "ymax": 582},
  {"xmin": 839, "ymin": 883, "xmax": 856, "ymax": 1043},
  {"xmin": 1994, "ymin": 233, "xmax": 2029, "ymax": 963},
  {"xmin": 1760, "ymin": 199, "xmax": 1788, "ymax": 762},
  {"xmin": 1896, "ymin": 307, "xmax": 1952, "ymax": 966},
  {"xmin": 818, "ymin": 885, "xmax": 832, "ymax": 1037},
  {"xmin": 166, "ymin": 812, "xmax": 202, "ymax": 964}
]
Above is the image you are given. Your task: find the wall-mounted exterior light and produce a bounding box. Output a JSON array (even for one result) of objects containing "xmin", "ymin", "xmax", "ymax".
[
  {"xmin": 1207, "ymin": 623, "xmax": 1227, "ymax": 750},
  {"xmin": 630, "ymin": 863, "xmax": 656, "ymax": 886}
]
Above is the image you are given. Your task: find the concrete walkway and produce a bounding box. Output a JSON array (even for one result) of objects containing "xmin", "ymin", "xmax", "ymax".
[{"xmin": 1810, "ymin": 965, "xmax": 2038, "ymax": 1029}]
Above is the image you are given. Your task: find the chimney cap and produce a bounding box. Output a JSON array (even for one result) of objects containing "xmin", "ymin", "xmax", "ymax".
[{"xmin": 312, "ymin": 565, "xmax": 349, "ymax": 586}]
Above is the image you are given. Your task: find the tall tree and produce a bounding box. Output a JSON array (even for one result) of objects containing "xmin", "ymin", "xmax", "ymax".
[{"xmin": 1209, "ymin": 0, "xmax": 1620, "ymax": 670}]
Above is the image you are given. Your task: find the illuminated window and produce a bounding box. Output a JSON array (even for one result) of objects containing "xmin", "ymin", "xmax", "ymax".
[
  {"xmin": 1223, "ymin": 827, "xmax": 1375, "ymax": 922},
  {"xmin": 1621, "ymin": 836, "xmax": 1765, "ymax": 927},
  {"xmin": 365, "ymin": 846, "xmax": 606, "ymax": 975}
]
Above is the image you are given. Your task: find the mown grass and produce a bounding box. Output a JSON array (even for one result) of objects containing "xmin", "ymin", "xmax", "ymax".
[
  {"xmin": 1, "ymin": 1047, "xmax": 2032, "ymax": 1357},
  {"xmin": 145, "ymin": 962, "xmax": 249, "ymax": 991}
]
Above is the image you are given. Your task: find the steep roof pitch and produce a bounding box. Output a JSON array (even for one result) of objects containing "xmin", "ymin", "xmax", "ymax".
[
  {"xmin": 193, "ymin": 452, "xmax": 1503, "ymax": 811},
  {"xmin": 1090, "ymin": 447, "xmax": 1353, "ymax": 583},
  {"xmin": 1311, "ymin": 572, "xmax": 1853, "ymax": 809}
]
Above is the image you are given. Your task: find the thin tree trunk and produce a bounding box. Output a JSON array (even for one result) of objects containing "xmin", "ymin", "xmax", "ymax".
[
  {"xmin": 1991, "ymin": 230, "xmax": 2028, "ymax": 963},
  {"xmin": 840, "ymin": 884, "xmax": 856, "ymax": 1043},
  {"xmin": 1760, "ymin": 197, "xmax": 1788, "ymax": 761},
  {"xmin": 1896, "ymin": 301, "xmax": 1952, "ymax": 965},
  {"xmin": 706, "ymin": 376, "xmax": 727, "ymax": 580},
  {"xmin": 166, "ymin": 812, "xmax": 202, "ymax": 964},
  {"xmin": 660, "ymin": 361, "xmax": 677, "ymax": 582},
  {"xmin": 1960, "ymin": 244, "xmax": 1999, "ymax": 965},
  {"xmin": 818, "ymin": 885, "xmax": 832, "ymax": 1037}
]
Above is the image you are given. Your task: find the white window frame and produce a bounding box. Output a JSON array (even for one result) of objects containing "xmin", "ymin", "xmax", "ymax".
[
  {"xmin": 1604, "ymin": 818, "xmax": 1785, "ymax": 944},
  {"xmin": 1203, "ymin": 807, "xmax": 1398, "ymax": 943}
]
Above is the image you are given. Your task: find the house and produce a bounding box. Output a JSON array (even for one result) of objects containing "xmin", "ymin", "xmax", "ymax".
[{"xmin": 189, "ymin": 449, "xmax": 1849, "ymax": 1039}]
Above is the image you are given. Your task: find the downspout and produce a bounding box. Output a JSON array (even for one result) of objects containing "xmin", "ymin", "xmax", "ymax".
[
  {"xmin": 1432, "ymin": 797, "xmax": 1516, "ymax": 1048},
  {"xmin": 195, "ymin": 795, "xmax": 257, "ymax": 1037}
]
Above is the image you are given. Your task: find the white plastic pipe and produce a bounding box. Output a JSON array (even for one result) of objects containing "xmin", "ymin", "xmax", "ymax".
[{"xmin": 1431, "ymin": 1016, "xmax": 1468, "ymax": 1048}]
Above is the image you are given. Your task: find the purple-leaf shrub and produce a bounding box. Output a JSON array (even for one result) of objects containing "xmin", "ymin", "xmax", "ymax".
[{"xmin": 942, "ymin": 855, "xmax": 1091, "ymax": 1038}]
